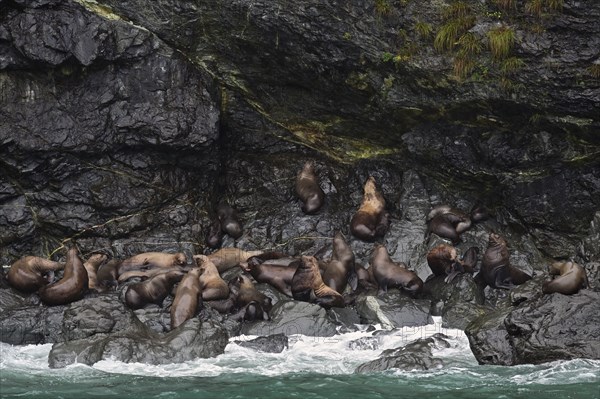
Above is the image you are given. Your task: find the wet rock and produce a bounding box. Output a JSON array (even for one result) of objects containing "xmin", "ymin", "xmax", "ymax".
[
  {"xmin": 327, "ymin": 307, "xmax": 361, "ymax": 332},
  {"xmin": 355, "ymin": 292, "xmax": 431, "ymax": 329},
  {"xmin": 441, "ymin": 301, "xmax": 492, "ymax": 331},
  {"xmin": 62, "ymin": 294, "xmax": 138, "ymax": 341},
  {"xmin": 466, "ymin": 290, "xmax": 600, "ymax": 365},
  {"xmin": 0, "ymin": 304, "xmax": 66, "ymax": 345},
  {"xmin": 348, "ymin": 336, "xmax": 381, "ymax": 351},
  {"xmin": 355, "ymin": 333, "xmax": 450, "ymax": 373},
  {"xmin": 233, "ymin": 333, "xmax": 289, "ymax": 353},
  {"xmin": 48, "ymin": 318, "xmax": 229, "ymax": 368},
  {"xmin": 240, "ymin": 300, "xmax": 338, "ymax": 337}
]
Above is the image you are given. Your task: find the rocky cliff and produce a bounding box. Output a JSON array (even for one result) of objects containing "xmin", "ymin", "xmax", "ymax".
[{"xmin": 0, "ymin": 0, "xmax": 599, "ymax": 366}]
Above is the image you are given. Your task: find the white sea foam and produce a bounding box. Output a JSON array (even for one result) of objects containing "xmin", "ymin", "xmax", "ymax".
[{"xmin": 1, "ymin": 317, "xmax": 598, "ymax": 385}]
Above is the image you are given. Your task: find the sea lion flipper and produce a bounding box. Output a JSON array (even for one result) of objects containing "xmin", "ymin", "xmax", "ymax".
[{"xmin": 444, "ymin": 270, "xmax": 460, "ymax": 283}]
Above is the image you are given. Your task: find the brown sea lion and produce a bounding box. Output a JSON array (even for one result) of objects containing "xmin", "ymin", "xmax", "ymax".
[
  {"xmin": 118, "ymin": 252, "xmax": 187, "ymax": 275},
  {"xmin": 240, "ymin": 254, "xmax": 298, "ymax": 297},
  {"xmin": 207, "ymin": 248, "xmax": 264, "ymax": 273},
  {"xmin": 295, "ymin": 161, "xmax": 325, "ymax": 214},
  {"xmin": 6, "ymin": 256, "xmax": 64, "ymax": 293},
  {"xmin": 96, "ymin": 259, "xmax": 120, "ymax": 291},
  {"xmin": 124, "ymin": 269, "xmax": 185, "ymax": 310},
  {"xmin": 481, "ymin": 232, "xmax": 531, "ymax": 289},
  {"xmin": 426, "ymin": 244, "xmax": 459, "ymax": 277},
  {"xmin": 233, "ymin": 274, "xmax": 273, "ymax": 312},
  {"xmin": 427, "ymin": 204, "xmax": 488, "ymax": 244},
  {"xmin": 118, "ymin": 266, "xmax": 186, "ymax": 283},
  {"xmin": 542, "ymin": 261, "xmax": 588, "ymax": 295},
  {"xmin": 206, "ymin": 218, "xmax": 224, "ymax": 249},
  {"xmin": 217, "ymin": 203, "xmax": 243, "ymax": 239},
  {"xmin": 170, "ymin": 267, "xmax": 203, "ymax": 329},
  {"xmin": 291, "ymin": 255, "xmax": 345, "ymax": 308},
  {"xmin": 83, "ymin": 253, "xmax": 108, "ymax": 291},
  {"xmin": 322, "ymin": 232, "xmax": 355, "ymax": 294},
  {"xmin": 370, "ymin": 245, "xmax": 423, "ymax": 295},
  {"xmin": 460, "ymin": 246, "xmax": 479, "ymax": 273},
  {"xmin": 350, "ymin": 176, "xmax": 389, "ymax": 242},
  {"xmin": 39, "ymin": 247, "xmax": 88, "ymax": 306},
  {"xmin": 194, "ymin": 255, "xmax": 230, "ymax": 301}
]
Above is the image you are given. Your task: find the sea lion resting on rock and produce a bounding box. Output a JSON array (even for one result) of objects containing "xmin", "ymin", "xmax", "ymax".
[
  {"xmin": 217, "ymin": 203, "xmax": 243, "ymax": 239},
  {"xmin": 241, "ymin": 253, "xmax": 299, "ymax": 297},
  {"xmin": 481, "ymin": 232, "xmax": 531, "ymax": 289},
  {"xmin": 206, "ymin": 218, "xmax": 224, "ymax": 249},
  {"xmin": 7, "ymin": 256, "xmax": 64, "ymax": 293},
  {"xmin": 370, "ymin": 245, "xmax": 423, "ymax": 295},
  {"xmin": 118, "ymin": 252, "xmax": 187, "ymax": 275},
  {"xmin": 96, "ymin": 259, "xmax": 120, "ymax": 291},
  {"xmin": 118, "ymin": 266, "xmax": 187, "ymax": 283},
  {"xmin": 322, "ymin": 231, "xmax": 355, "ymax": 294},
  {"xmin": 39, "ymin": 247, "xmax": 88, "ymax": 306},
  {"xmin": 124, "ymin": 269, "xmax": 185, "ymax": 310},
  {"xmin": 194, "ymin": 255, "xmax": 230, "ymax": 301},
  {"xmin": 426, "ymin": 244, "xmax": 460, "ymax": 279},
  {"xmin": 350, "ymin": 176, "xmax": 389, "ymax": 242},
  {"xmin": 83, "ymin": 253, "xmax": 108, "ymax": 291},
  {"xmin": 427, "ymin": 204, "xmax": 488, "ymax": 244},
  {"xmin": 207, "ymin": 248, "xmax": 264, "ymax": 273},
  {"xmin": 292, "ymin": 255, "xmax": 344, "ymax": 308},
  {"xmin": 229, "ymin": 274, "xmax": 273, "ymax": 321},
  {"xmin": 170, "ymin": 267, "xmax": 203, "ymax": 329},
  {"xmin": 295, "ymin": 161, "xmax": 325, "ymax": 214},
  {"xmin": 542, "ymin": 261, "xmax": 588, "ymax": 295}
]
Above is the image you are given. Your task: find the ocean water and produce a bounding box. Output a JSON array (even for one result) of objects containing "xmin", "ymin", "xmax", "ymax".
[{"xmin": 1, "ymin": 318, "xmax": 598, "ymax": 399}]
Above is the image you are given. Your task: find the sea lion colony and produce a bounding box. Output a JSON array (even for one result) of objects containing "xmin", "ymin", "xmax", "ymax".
[{"xmin": 2, "ymin": 164, "xmax": 589, "ymax": 331}]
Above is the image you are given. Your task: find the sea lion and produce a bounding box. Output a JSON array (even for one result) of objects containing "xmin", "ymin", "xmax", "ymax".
[
  {"xmin": 350, "ymin": 176, "xmax": 389, "ymax": 242},
  {"xmin": 481, "ymin": 232, "xmax": 531, "ymax": 289},
  {"xmin": 170, "ymin": 267, "xmax": 203, "ymax": 329},
  {"xmin": 291, "ymin": 255, "xmax": 345, "ymax": 308},
  {"xmin": 370, "ymin": 245, "xmax": 423, "ymax": 295},
  {"xmin": 542, "ymin": 261, "xmax": 588, "ymax": 295},
  {"xmin": 96, "ymin": 259, "xmax": 120, "ymax": 291},
  {"xmin": 6, "ymin": 256, "xmax": 64, "ymax": 293},
  {"xmin": 233, "ymin": 274, "xmax": 273, "ymax": 313},
  {"xmin": 427, "ymin": 204, "xmax": 488, "ymax": 244},
  {"xmin": 321, "ymin": 232, "xmax": 355, "ymax": 294},
  {"xmin": 217, "ymin": 203, "xmax": 243, "ymax": 239},
  {"xmin": 207, "ymin": 248, "xmax": 264, "ymax": 273},
  {"xmin": 240, "ymin": 254, "xmax": 298, "ymax": 296},
  {"xmin": 39, "ymin": 247, "xmax": 88, "ymax": 306},
  {"xmin": 460, "ymin": 246, "xmax": 479, "ymax": 273},
  {"xmin": 426, "ymin": 244, "xmax": 465, "ymax": 282},
  {"xmin": 118, "ymin": 252, "xmax": 187, "ymax": 275},
  {"xmin": 206, "ymin": 218, "xmax": 224, "ymax": 249},
  {"xmin": 118, "ymin": 266, "xmax": 186, "ymax": 283},
  {"xmin": 295, "ymin": 161, "xmax": 325, "ymax": 214},
  {"xmin": 83, "ymin": 253, "xmax": 108, "ymax": 291},
  {"xmin": 124, "ymin": 269, "xmax": 185, "ymax": 310},
  {"xmin": 194, "ymin": 255, "xmax": 230, "ymax": 301}
]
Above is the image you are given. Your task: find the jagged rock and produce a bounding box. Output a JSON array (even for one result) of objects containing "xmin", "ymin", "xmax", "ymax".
[
  {"xmin": 327, "ymin": 307, "xmax": 361, "ymax": 332},
  {"xmin": 0, "ymin": 303, "xmax": 66, "ymax": 345},
  {"xmin": 355, "ymin": 292, "xmax": 431, "ymax": 329},
  {"xmin": 347, "ymin": 336, "xmax": 381, "ymax": 351},
  {"xmin": 48, "ymin": 318, "xmax": 229, "ymax": 368},
  {"xmin": 233, "ymin": 333, "xmax": 289, "ymax": 353},
  {"xmin": 466, "ymin": 290, "xmax": 600, "ymax": 365},
  {"xmin": 240, "ymin": 300, "xmax": 338, "ymax": 337},
  {"xmin": 355, "ymin": 333, "xmax": 450, "ymax": 373}
]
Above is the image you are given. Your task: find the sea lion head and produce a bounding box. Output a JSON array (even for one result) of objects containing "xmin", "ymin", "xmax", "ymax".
[
  {"xmin": 488, "ymin": 232, "xmax": 507, "ymax": 248},
  {"xmin": 174, "ymin": 253, "xmax": 187, "ymax": 267}
]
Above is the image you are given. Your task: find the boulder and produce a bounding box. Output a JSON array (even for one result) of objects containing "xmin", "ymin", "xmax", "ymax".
[
  {"xmin": 233, "ymin": 333, "xmax": 289, "ymax": 353},
  {"xmin": 355, "ymin": 292, "xmax": 431, "ymax": 329},
  {"xmin": 48, "ymin": 318, "xmax": 229, "ymax": 368}
]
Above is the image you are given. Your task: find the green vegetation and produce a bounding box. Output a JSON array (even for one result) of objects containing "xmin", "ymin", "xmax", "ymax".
[
  {"xmin": 494, "ymin": 0, "xmax": 515, "ymax": 11},
  {"xmin": 588, "ymin": 64, "xmax": 600, "ymax": 79},
  {"xmin": 453, "ymin": 55, "xmax": 476, "ymax": 79},
  {"xmin": 435, "ymin": 2, "xmax": 476, "ymax": 52},
  {"xmin": 374, "ymin": 0, "xmax": 392, "ymax": 15},
  {"xmin": 525, "ymin": 0, "xmax": 563, "ymax": 16},
  {"xmin": 487, "ymin": 25, "xmax": 515, "ymax": 60},
  {"xmin": 501, "ymin": 57, "xmax": 525, "ymax": 74},
  {"xmin": 415, "ymin": 21, "xmax": 433, "ymax": 38}
]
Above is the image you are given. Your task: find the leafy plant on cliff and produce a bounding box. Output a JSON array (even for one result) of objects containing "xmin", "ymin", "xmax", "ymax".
[
  {"xmin": 487, "ymin": 25, "xmax": 515, "ymax": 61},
  {"xmin": 414, "ymin": 21, "xmax": 433, "ymax": 38},
  {"xmin": 588, "ymin": 64, "xmax": 600, "ymax": 79},
  {"xmin": 374, "ymin": 0, "xmax": 392, "ymax": 15},
  {"xmin": 453, "ymin": 33, "xmax": 482, "ymax": 79}
]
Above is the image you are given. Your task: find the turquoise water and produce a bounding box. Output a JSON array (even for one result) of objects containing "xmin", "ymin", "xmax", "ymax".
[{"xmin": 1, "ymin": 320, "xmax": 599, "ymax": 399}]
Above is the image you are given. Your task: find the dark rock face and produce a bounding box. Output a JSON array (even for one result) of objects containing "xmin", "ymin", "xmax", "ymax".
[
  {"xmin": 234, "ymin": 333, "xmax": 289, "ymax": 353},
  {"xmin": 48, "ymin": 318, "xmax": 229, "ymax": 368},
  {"xmin": 355, "ymin": 333, "xmax": 450, "ymax": 373},
  {"xmin": 355, "ymin": 292, "xmax": 431, "ymax": 329},
  {"xmin": 0, "ymin": 0, "xmax": 219, "ymax": 262},
  {"xmin": 466, "ymin": 290, "xmax": 600, "ymax": 365}
]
